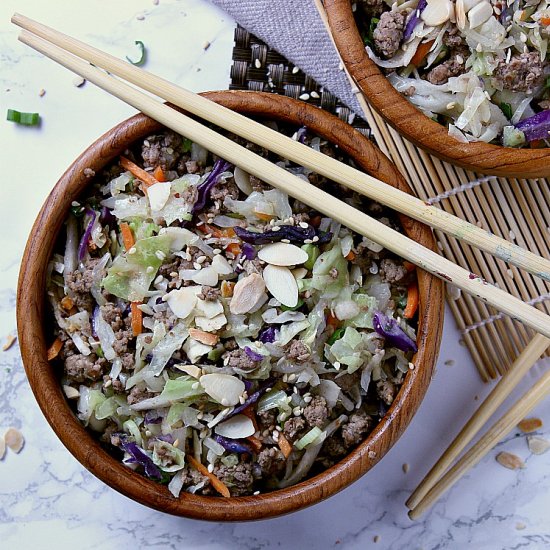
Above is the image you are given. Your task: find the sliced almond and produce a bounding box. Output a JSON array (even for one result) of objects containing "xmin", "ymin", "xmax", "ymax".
[
  {"xmin": 215, "ymin": 414, "xmax": 255, "ymax": 439},
  {"xmin": 421, "ymin": 0, "xmax": 454, "ymax": 27},
  {"xmin": 258, "ymin": 242, "xmax": 308, "ymax": 266},
  {"xmin": 4, "ymin": 428, "xmax": 24, "ymax": 454},
  {"xmin": 263, "ymin": 264, "xmax": 298, "ymax": 308},
  {"xmin": 495, "ymin": 451, "xmax": 525, "ymax": 470},
  {"xmin": 527, "ymin": 435, "xmax": 550, "ymax": 455},
  {"xmin": 148, "ymin": 181, "xmax": 172, "ymax": 211},
  {"xmin": 2, "ymin": 334, "xmax": 17, "ymax": 351},
  {"xmin": 183, "ymin": 338, "xmax": 212, "ymax": 364},
  {"xmin": 165, "ymin": 286, "xmax": 201, "ymax": 319},
  {"xmin": 63, "ymin": 385, "xmax": 80, "ymax": 399},
  {"xmin": 230, "ymin": 273, "xmax": 266, "ymax": 314},
  {"xmin": 211, "ymin": 254, "xmax": 233, "ymax": 275},
  {"xmin": 463, "ymin": 0, "xmax": 483, "ymax": 10},
  {"xmin": 189, "ymin": 328, "xmax": 219, "ymax": 346},
  {"xmin": 191, "ymin": 266, "xmax": 219, "ymax": 286},
  {"xmin": 159, "ymin": 226, "xmax": 198, "ymax": 252},
  {"xmin": 195, "ymin": 299, "xmax": 224, "ymax": 319},
  {"xmin": 200, "ymin": 373, "xmax": 245, "ymax": 406},
  {"xmin": 195, "ymin": 313, "xmax": 227, "ymax": 332},
  {"xmin": 175, "ymin": 363, "xmax": 203, "ymax": 379},
  {"xmin": 234, "ymin": 166, "xmax": 253, "ymax": 195},
  {"xmin": 456, "ymin": 0, "xmax": 466, "ymax": 29},
  {"xmin": 0, "ymin": 437, "xmax": 5, "ymax": 460},
  {"xmin": 292, "ymin": 267, "xmax": 308, "ymax": 280},
  {"xmin": 467, "ymin": 1, "xmax": 493, "ymax": 28},
  {"xmin": 517, "ymin": 417, "xmax": 543, "ymax": 433}
]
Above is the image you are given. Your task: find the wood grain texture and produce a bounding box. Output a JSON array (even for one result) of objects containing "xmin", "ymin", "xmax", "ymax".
[
  {"xmin": 324, "ymin": 0, "xmax": 550, "ymax": 178},
  {"xmin": 16, "ymin": 91, "xmax": 443, "ymax": 521}
]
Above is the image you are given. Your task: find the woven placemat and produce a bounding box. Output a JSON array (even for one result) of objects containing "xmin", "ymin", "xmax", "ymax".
[{"xmin": 228, "ymin": 25, "xmax": 550, "ymax": 382}]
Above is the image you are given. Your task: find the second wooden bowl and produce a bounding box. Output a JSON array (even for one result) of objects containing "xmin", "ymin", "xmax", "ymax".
[
  {"xmin": 325, "ymin": 0, "xmax": 550, "ymax": 178},
  {"xmin": 17, "ymin": 90, "xmax": 444, "ymax": 521}
]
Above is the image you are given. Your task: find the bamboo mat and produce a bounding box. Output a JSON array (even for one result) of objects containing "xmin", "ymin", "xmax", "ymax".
[{"xmin": 229, "ymin": 25, "xmax": 550, "ymax": 382}]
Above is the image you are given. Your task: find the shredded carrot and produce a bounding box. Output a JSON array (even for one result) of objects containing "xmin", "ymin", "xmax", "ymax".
[
  {"xmin": 403, "ymin": 261, "xmax": 416, "ymax": 273},
  {"xmin": 309, "ymin": 215, "xmax": 322, "ymax": 228},
  {"xmin": 131, "ymin": 302, "xmax": 143, "ymax": 336},
  {"xmin": 187, "ymin": 455, "xmax": 230, "ymax": 498},
  {"xmin": 529, "ymin": 139, "xmax": 545, "ymax": 149},
  {"xmin": 226, "ymin": 242, "xmax": 241, "ymax": 257},
  {"xmin": 345, "ymin": 250, "xmax": 356, "ymax": 261},
  {"xmin": 277, "ymin": 433, "xmax": 293, "ymax": 459},
  {"xmin": 197, "ymin": 224, "xmax": 235, "ymax": 239},
  {"xmin": 120, "ymin": 156, "xmax": 159, "ymax": 189},
  {"xmin": 254, "ymin": 211, "xmax": 275, "ymax": 221},
  {"xmin": 60, "ymin": 296, "xmax": 74, "ymax": 311},
  {"xmin": 153, "ymin": 165, "xmax": 166, "ymax": 182},
  {"xmin": 120, "ymin": 222, "xmax": 135, "ymax": 251},
  {"xmin": 326, "ymin": 311, "xmax": 339, "ymax": 329},
  {"xmin": 246, "ymin": 435, "xmax": 263, "ymax": 453},
  {"xmin": 47, "ymin": 337, "xmax": 63, "ymax": 361},
  {"xmin": 542, "ymin": 16, "xmax": 550, "ymax": 25},
  {"xmin": 403, "ymin": 282, "xmax": 419, "ymax": 319},
  {"xmin": 411, "ymin": 40, "xmax": 435, "ymax": 66},
  {"xmin": 221, "ymin": 280, "xmax": 235, "ymax": 298}
]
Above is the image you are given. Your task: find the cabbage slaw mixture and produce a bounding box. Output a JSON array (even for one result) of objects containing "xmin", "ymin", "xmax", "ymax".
[
  {"xmin": 47, "ymin": 127, "xmax": 419, "ymax": 497},
  {"xmin": 357, "ymin": 0, "xmax": 550, "ymax": 146}
]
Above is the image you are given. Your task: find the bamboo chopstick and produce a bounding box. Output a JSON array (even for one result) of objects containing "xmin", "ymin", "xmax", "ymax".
[
  {"xmin": 11, "ymin": 13, "xmax": 550, "ymax": 285},
  {"xmin": 15, "ymin": 28, "xmax": 550, "ymax": 339},
  {"xmin": 408, "ymin": 362, "xmax": 550, "ymax": 519},
  {"xmin": 407, "ymin": 333, "xmax": 549, "ymax": 511}
]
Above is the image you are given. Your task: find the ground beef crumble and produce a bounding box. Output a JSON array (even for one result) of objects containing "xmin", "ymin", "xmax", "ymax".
[
  {"xmin": 303, "ymin": 396, "xmax": 329, "ymax": 428},
  {"xmin": 493, "ymin": 52, "xmax": 545, "ymax": 93},
  {"xmin": 213, "ymin": 461, "xmax": 254, "ymax": 496},
  {"xmin": 373, "ymin": 11, "xmax": 406, "ymax": 59}
]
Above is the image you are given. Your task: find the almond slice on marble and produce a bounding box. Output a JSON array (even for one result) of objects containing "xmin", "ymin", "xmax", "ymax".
[
  {"xmin": 527, "ymin": 435, "xmax": 550, "ymax": 455},
  {"xmin": 200, "ymin": 373, "xmax": 245, "ymax": 406},
  {"xmin": 263, "ymin": 264, "xmax": 298, "ymax": 307},
  {"xmin": 230, "ymin": 273, "xmax": 266, "ymax": 314},
  {"xmin": 517, "ymin": 417, "xmax": 542, "ymax": 433},
  {"xmin": 147, "ymin": 181, "xmax": 172, "ymax": 211},
  {"xmin": 165, "ymin": 286, "xmax": 201, "ymax": 319},
  {"xmin": 189, "ymin": 328, "xmax": 219, "ymax": 346},
  {"xmin": 258, "ymin": 242, "xmax": 309, "ymax": 266},
  {"xmin": 0, "ymin": 437, "xmax": 5, "ymax": 460},
  {"xmin": 4, "ymin": 428, "xmax": 24, "ymax": 454},
  {"xmin": 495, "ymin": 451, "xmax": 525, "ymax": 470},
  {"xmin": 215, "ymin": 414, "xmax": 255, "ymax": 439},
  {"xmin": 234, "ymin": 166, "xmax": 253, "ymax": 195}
]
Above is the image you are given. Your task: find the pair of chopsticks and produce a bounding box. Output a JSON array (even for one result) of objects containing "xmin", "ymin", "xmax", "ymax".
[
  {"xmin": 313, "ymin": 0, "xmax": 550, "ymax": 518},
  {"xmin": 12, "ymin": 13, "xmax": 550, "ymax": 342}
]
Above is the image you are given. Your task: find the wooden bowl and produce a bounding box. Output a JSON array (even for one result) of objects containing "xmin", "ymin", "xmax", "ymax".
[
  {"xmin": 17, "ymin": 90, "xmax": 444, "ymax": 521},
  {"xmin": 324, "ymin": 0, "xmax": 550, "ymax": 178}
]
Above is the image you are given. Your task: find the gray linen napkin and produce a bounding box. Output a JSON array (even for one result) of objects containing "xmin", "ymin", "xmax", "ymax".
[{"xmin": 209, "ymin": 0, "xmax": 362, "ymax": 114}]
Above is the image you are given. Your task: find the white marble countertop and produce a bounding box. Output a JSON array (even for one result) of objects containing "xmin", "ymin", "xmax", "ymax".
[{"xmin": 1, "ymin": 1, "xmax": 549, "ymax": 548}]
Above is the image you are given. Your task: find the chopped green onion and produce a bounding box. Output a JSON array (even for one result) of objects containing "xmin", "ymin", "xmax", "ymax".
[
  {"xmin": 6, "ymin": 109, "xmax": 40, "ymax": 126},
  {"xmin": 281, "ymin": 299, "xmax": 304, "ymax": 312},
  {"xmin": 301, "ymin": 243, "xmax": 319, "ymax": 270},
  {"xmin": 295, "ymin": 426, "xmax": 324, "ymax": 450},
  {"xmin": 327, "ymin": 326, "xmax": 346, "ymax": 346},
  {"xmin": 182, "ymin": 138, "xmax": 193, "ymax": 153},
  {"xmin": 71, "ymin": 204, "xmax": 85, "ymax": 217},
  {"xmin": 126, "ymin": 40, "xmax": 147, "ymax": 66},
  {"xmin": 499, "ymin": 102, "xmax": 513, "ymax": 120}
]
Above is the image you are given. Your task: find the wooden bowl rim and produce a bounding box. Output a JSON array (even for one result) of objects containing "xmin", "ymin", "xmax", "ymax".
[
  {"xmin": 324, "ymin": 0, "xmax": 550, "ymax": 178},
  {"xmin": 17, "ymin": 90, "xmax": 444, "ymax": 521}
]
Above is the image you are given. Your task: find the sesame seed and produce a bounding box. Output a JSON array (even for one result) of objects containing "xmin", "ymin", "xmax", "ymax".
[
  {"xmin": 193, "ymin": 262, "xmax": 202, "ymax": 270},
  {"xmin": 303, "ymin": 395, "xmax": 313, "ymax": 403},
  {"xmin": 299, "ymin": 93, "xmax": 310, "ymax": 101},
  {"xmin": 281, "ymin": 239, "xmax": 290, "ymax": 244},
  {"xmin": 203, "ymin": 41, "xmax": 211, "ymax": 51},
  {"xmin": 213, "ymin": 248, "xmax": 222, "ymax": 255},
  {"xmin": 288, "ymin": 373, "xmax": 297, "ymax": 382},
  {"xmin": 272, "ymin": 225, "xmax": 281, "ymax": 231},
  {"xmin": 128, "ymin": 247, "xmax": 137, "ymax": 255},
  {"xmin": 169, "ymin": 271, "xmax": 178, "ymax": 278},
  {"xmin": 293, "ymin": 406, "xmax": 301, "ymax": 416},
  {"xmin": 196, "ymin": 255, "xmax": 207, "ymax": 264},
  {"xmin": 292, "ymin": 66, "xmax": 299, "ymax": 74},
  {"xmin": 145, "ymin": 430, "xmax": 152, "ymax": 437},
  {"xmin": 207, "ymin": 463, "xmax": 215, "ymax": 473},
  {"xmin": 104, "ymin": 379, "xmax": 112, "ymax": 388},
  {"xmin": 299, "ymin": 221, "xmax": 309, "ymax": 229},
  {"xmin": 282, "ymin": 374, "xmax": 289, "ymax": 382},
  {"xmin": 408, "ymin": 362, "xmax": 415, "ymax": 370},
  {"xmin": 39, "ymin": 88, "xmax": 46, "ymax": 97},
  {"xmin": 155, "ymin": 250, "xmax": 166, "ymax": 260},
  {"xmin": 310, "ymin": 90, "xmax": 320, "ymax": 99},
  {"xmin": 312, "ymin": 236, "xmax": 319, "ymax": 243},
  {"xmin": 253, "ymin": 490, "xmax": 260, "ymax": 495},
  {"xmin": 303, "ymin": 239, "xmax": 313, "ymax": 244},
  {"xmin": 446, "ymin": 102, "xmax": 456, "ymax": 110}
]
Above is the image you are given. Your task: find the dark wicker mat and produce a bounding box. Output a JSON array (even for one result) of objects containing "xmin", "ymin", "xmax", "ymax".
[{"xmin": 229, "ymin": 25, "xmax": 371, "ymax": 136}]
